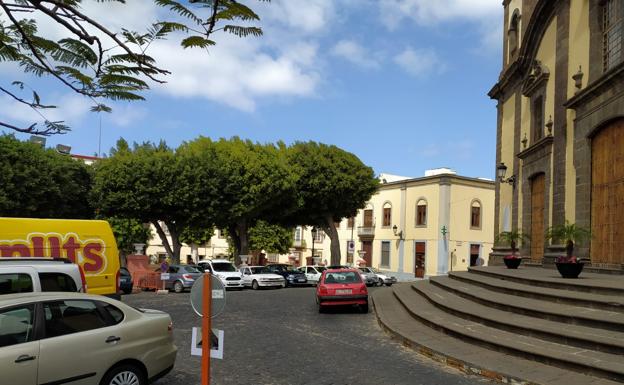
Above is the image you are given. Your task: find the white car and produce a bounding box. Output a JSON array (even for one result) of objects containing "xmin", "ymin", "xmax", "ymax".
[
  {"xmin": 0, "ymin": 258, "xmax": 85, "ymax": 295},
  {"xmin": 197, "ymin": 259, "xmax": 244, "ymax": 290},
  {"xmin": 359, "ymin": 267, "xmax": 397, "ymax": 287},
  {"xmin": 239, "ymin": 266, "xmax": 285, "ymax": 289},
  {"xmin": 299, "ymin": 265, "xmax": 327, "ymax": 286}
]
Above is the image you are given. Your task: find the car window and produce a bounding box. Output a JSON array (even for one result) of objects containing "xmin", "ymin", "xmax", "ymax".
[
  {"xmin": 324, "ymin": 272, "xmax": 362, "ymax": 284},
  {"xmin": 0, "ymin": 273, "xmax": 33, "ymax": 294},
  {"xmin": 43, "ymin": 300, "xmax": 108, "ymax": 338},
  {"xmin": 0, "ymin": 304, "xmax": 35, "ymax": 347},
  {"xmin": 99, "ymin": 302, "xmax": 124, "ymax": 325},
  {"xmin": 39, "ymin": 273, "xmax": 78, "ymax": 292},
  {"xmin": 183, "ymin": 266, "xmax": 201, "ymax": 273},
  {"xmin": 251, "ymin": 267, "xmax": 269, "ymax": 274},
  {"xmin": 168, "ymin": 266, "xmax": 179, "ymax": 273},
  {"xmin": 212, "ymin": 262, "xmax": 236, "ymax": 272}
]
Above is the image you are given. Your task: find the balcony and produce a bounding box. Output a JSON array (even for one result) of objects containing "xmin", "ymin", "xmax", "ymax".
[
  {"xmin": 292, "ymin": 239, "xmax": 306, "ymax": 248},
  {"xmin": 357, "ymin": 224, "xmax": 375, "ymax": 238}
]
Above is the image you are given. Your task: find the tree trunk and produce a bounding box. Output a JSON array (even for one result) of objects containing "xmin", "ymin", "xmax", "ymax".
[
  {"xmin": 325, "ymin": 216, "xmax": 342, "ymax": 265},
  {"xmin": 191, "ymin": 244, "xmax": 199, "ymax": 263},
  {"xmin": 167, "ymin": 222, "xmax": 182, "ymax": 265},
  {"xmin": 152, "ymin": 221, "xmax": 174, "ymax": 261},
  {"xmin": 229, "ymin": 221, "xmax": 249, "ymax": 265}
]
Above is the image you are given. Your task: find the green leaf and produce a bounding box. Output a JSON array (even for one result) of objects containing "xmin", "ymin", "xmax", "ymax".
[
  {"xmin": 223, "ymin": 25, "xmax": 263, "ymax": 38},
  {"xmin": 91, "ymin": 104, "xmax": 113, "ymax": 113},
  {"xmin": 181, "ymin": 36, "xmax": 215, "ymax": 49},
  {"xmin": 32, "ymin": 91, "xmax": 40, "ymax": 105}
]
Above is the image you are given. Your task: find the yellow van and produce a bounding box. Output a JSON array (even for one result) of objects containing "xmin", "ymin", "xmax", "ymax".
[{"xmin": 0, "ymin": 218, "xmax": 120, "ymax": 297}]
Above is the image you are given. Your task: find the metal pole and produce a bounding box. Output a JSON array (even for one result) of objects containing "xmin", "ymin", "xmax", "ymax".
[{"xmin": 202, "ymin": 273, "xmax": 212, "ymax": 385}]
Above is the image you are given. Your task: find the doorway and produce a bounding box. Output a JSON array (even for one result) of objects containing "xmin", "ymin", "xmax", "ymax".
[
  {"xmin": 591, "ymin": 120, "xmax": 624, "ymax": 265},
  {"xmin": 414, "ymin": 242, "xmax": 425, "ymax": 278},
  {"xmin": 362, "ymin": 241, "xmax": 373, "ymax": 267},
  {"xmin": 470, "ymin": 244, "xmax": 480, "ymax": 267},
  {"xmin": 530, "ymin": 173, "xmax": 545, "ymax": 262}
]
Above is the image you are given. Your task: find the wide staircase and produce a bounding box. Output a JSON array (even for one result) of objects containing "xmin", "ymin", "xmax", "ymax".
[{"xmin": 371, "ymin": 266, "xmax": 624, "ymax": 385}]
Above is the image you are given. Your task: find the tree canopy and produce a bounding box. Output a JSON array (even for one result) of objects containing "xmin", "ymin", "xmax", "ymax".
[
  {"xmin": 106, "ymin": 217, "xmax": 152, "ymax": 258},
  {"xmin": 248, "ymin": 220, "xmax": 293, "ymax": 255},
  {"xmin": 0, "ymin": 0, "xmax": 269, "ymax": 135},
  {"xmin": 90, "ymin": 138, "xmax": 192, "ymax": 263},
  {"xmin": 286, "ymin": 142, "xmax": 379, "ymax": 265},
  {"xmin": 0, "ymin": 134, "xmax": 92, "ymax": 218}
]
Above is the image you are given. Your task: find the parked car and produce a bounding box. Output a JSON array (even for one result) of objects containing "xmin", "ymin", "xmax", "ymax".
[
  {"xmin": 357, "ymin": 267, "xmax": 378, "ymax": 286},
  {"xmin": 156, "ymin": 264, "xmax": 202, "ymax": 293},
  {"xmin": 316, "ymin": 268, "xmax": 368, "ymax": 313},
  {"xmin": 265, "ymin": 264, "xmax": 308, "ymax": 286},
  {"xmin": 0, "ymin": 258, "xmax": 85, "ymax": 295},
  {"xmin": 368, "ymin": 267, "xmax": 397, "ymax": 287},
  {"xmin": 299, "ymin": 265, "xmax": 327, "ymax": 286},
  {"xmin": 197, "ymin": 259, "xmax": 244, "ymax": 290},
  {"xmin": 0, "ymin": 292, "xmax": 176, "ymax": 385},
  {"xmin": 239, "ymin": 266, "xmax": 285, "ymax": 289},
  {"xmin": 119, "ymin": 267, "xmax": 134, "ymax": 294}
]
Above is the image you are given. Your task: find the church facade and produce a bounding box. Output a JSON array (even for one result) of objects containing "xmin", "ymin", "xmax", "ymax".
[{"xmin": 489, "ymin": 0, "xmax": 624, "ymax": 270}]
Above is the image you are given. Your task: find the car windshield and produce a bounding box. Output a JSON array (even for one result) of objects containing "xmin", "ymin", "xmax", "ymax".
[
  {"xmin": 251, "ymin": 267, "xmax": 270, "ymax": 274},
  {"xmin": 212, "ymin": 262, "xmax": 236, "ymax": 272},
  {"xmin": 183, "ymin": 266, "xmax": 201, "ymax": 273},
  {"xmin": 358, "ymin": 268, "xmax": 371, "ymax": 273},
  {"xmin": 324, "ymin": 271, "xmax": 361, "ymax": 284},
  {"xmin": 270, "ymin": 265, "xmax": 287, "ymax": 272}
]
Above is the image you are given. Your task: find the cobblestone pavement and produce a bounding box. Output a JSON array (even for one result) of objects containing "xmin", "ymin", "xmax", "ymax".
[{"xmin": 123, "ymin": 286, "xmax": 492, "ymax": 385}]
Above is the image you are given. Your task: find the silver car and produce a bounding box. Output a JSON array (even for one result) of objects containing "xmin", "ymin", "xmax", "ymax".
[
  {"xmin": 159, "ymin": 264, "xmax": 203, "ymax": 293},
  {"xmin": 358, "ymin": 267, "xmax": 379, "ymax": 286},
  {"xmin": 0, "ymin": 292, "xmax": 176, "ymax": 385}
]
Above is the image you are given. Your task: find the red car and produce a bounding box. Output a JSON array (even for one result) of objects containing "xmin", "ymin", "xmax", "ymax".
[{"xmin": 316, "ymin": 268, "xmax": 369, "ymax": 313}]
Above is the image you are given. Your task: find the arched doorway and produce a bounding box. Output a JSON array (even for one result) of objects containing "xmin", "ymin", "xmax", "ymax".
[
  {"xmin": 530, "ymin": 173, "xmax": 545, "ymax": 263},
  {"xmin": 591, "ymin": 119, "xmax": 624, "ymax": 265}
]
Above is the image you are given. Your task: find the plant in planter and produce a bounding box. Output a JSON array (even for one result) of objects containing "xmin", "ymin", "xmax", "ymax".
[
  {"xmin": 545, "ymin": 221, "xmax": 591, "ymax": 278},
  {"xmin": 496, "ymin": 230, "xmax": 530, "ymax": 269}
]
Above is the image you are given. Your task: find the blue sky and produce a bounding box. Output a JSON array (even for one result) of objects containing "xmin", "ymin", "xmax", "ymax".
[{"xmin": 0, "ymin": 0, "xmax": 503, "ymax": 179}]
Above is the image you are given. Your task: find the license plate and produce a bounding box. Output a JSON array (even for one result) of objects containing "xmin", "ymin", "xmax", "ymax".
[
  {"xmin": 297, "ymin": 279, "xmax": 305, "ymax": 282},
  {"xmin": 336, "ymin": 289, "xmax": 352, "ymax": 295}
]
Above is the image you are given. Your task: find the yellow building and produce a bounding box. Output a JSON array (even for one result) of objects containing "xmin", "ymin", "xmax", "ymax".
[
  {"xmin": 489, "ymin": 0, "xmax": 624, "ymax": 270},
  {"xmin": 292, "ymin": 170, "xmax": 495, "ymax": 280}
]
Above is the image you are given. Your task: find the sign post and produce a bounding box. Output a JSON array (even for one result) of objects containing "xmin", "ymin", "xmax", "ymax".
[{"xmin": 202, "ymin": 273, "xmax": 211, "ymax": 385}]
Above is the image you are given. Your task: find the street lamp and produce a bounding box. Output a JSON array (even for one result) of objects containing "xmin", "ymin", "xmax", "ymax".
[
  {"xmin": 392, "ymin": 225, "xmax": 403, "ymax": 240},
  {"xmin": 311, "ymin": 227, "xmax": 317, "ymax": 263},
  {"xmin": 496, "ymin": 162, "xmax": 516, "ymax": 188}
]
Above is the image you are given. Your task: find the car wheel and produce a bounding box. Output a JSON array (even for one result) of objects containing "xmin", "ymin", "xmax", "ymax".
[
  {"xmin": 173, "ymin": 281, "xmax": 184, "ymax": 293},
  {"xmin": 122, "ymin": 288, "xmax": 132, "ymax": 295},
  {"xmin": 376, "ymin": 278, "xmax": 384, "ymax": 287},
  {"xmin": 385, "ymin": 283, "xmax": 393, "ymax": 287},
  {"xmin": 100, "ymin": 364, "xmax": 145, "ymax": 385},
  {"xmin": 252, "ymin": 280, "xmax": 259, "ymax": 290},
  {"xmin": 360, "ymin": 303, "xmax": 369, "ymax": 313}
]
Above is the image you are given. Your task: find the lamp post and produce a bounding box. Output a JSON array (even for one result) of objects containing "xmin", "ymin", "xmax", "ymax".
[
  {"xmin": 496, "ymin": 162, "xmax": 516, "ymax": 188},
  {"xmin": 311, "ymin": 227, "xmax": 317, "ymax": 264}
]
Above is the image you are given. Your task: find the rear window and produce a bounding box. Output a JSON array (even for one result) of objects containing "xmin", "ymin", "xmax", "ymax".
[
  {"xmin": 324, "ymin": 272, "xmax": 362, "ymax": 284},
  {"xmin": 212, "ymin": 262, "xmax": 235, "ymax": 272},
  {"xmin": 183, "ymin": 266, "xmax": 201, "ymax": 273},
  {"xmin": 39, "ymin": 273, "xmax": 78, "ymax": 292},
  {"xmin": 0, "ymin": 273, "xmax": 33, "ymax": 294}
]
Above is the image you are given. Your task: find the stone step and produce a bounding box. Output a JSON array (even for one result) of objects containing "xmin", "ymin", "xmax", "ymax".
[
  {"xmin": 394, "ymin": 283, "xmax": 624, "ymax": 382},
  {"xmin": 429, "ymin": 275, "xmax": 624, "ymax": 332},
  {"xmin": 419, "ymin": 277, "xmax": 624, "ymax": 355},
  {"xmin": 449, "ymin": 270, "xmax": 624, "ymax": 313},
  {"xmin": 371, "ymin": 285, "xmax": 622, "ymax": 385},
  {"xmin": 469, "ymin": 266, "xmax": 624, "ymax": 296}
]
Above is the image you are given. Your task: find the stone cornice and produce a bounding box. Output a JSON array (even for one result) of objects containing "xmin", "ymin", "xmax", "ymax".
[
  {"xmin": 517, "ymin": 135, "xmax": 553, "ymax": 160},
  {"xmin": 565, "ymin": 63, "xmax": 624, "ymax": 109}
]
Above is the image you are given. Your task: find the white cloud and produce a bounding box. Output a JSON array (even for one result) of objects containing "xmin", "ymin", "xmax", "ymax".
[
  {"xmin": 380, "ymin": 0, "xmax": 500, "ymax": 27},
  {"xmin": 107, "ymin": 104, "xmax": 148, "ymax": 128},
  {"xmin": 394, "ymin": 47, "xmax": 445, "ymax": 77},
  {"xmin": 379, "ymin": 0, "xmax": 502, "ymax": 50},
  {"xmin": 331, "ymin": 40, "xmax": 380, "ymax": 69},
  {"xmin": 262, "ymin": 0, "xmax": 336, "ymax": 34},
  {"xmin": 0, "ymin": 93, "xmax": 91, "ymax": 129}
]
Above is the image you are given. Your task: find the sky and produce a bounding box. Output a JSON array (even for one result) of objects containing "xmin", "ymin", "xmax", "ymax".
[{"xmin": 0, "ymin": 0, "xmax": 503, "ymax": 179}]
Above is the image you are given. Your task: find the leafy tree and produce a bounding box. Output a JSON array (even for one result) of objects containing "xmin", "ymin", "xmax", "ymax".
[
  {"xmin": 90, "ymin": 138, "xmax": 194, "ymax": 264},
  {"xmin": 179, "ymin": 137, "xmax": 296, "ymax": 262},
  {"xmin": 286, "ymin": 142, "xmax": 378, "ymax": 265},
  {"xmin": 0, "ymin": 0, "xmax": 269, "ymax": 135},
  {"xmin": 0, "ymin": 134, "xmax": 92, "ymax": 218},
  {"xmin": 106, "ymin": 217, "xmax": 152, "ymax": 262},
  {"xmin": 248, "ymin": 220, "xmax": 293, "ymax": 255},
  {"xmin": 545, "ymin": 221, "xmax": 591, "ymax": 261},
  {"xmin": 179, "ymin": 225, "xmax": 214, "ymax": 263}
]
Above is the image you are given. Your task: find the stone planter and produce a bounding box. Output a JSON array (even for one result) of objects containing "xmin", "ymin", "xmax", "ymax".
[
  {"xmin": 503, "ymin": 258, "xmax": 522, "ymax": 269},
  {"xmin": 555, "ymin": 262, "xmax": 584, "ymax": 278}
]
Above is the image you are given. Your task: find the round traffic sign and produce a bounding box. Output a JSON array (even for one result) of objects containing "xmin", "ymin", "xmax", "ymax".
[{"xmin": 190, "ymin": 274, "xmax": 226, "ymax": 318}]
